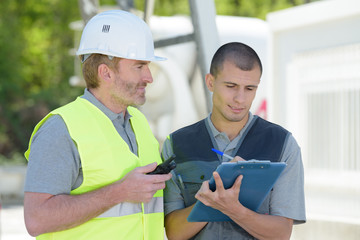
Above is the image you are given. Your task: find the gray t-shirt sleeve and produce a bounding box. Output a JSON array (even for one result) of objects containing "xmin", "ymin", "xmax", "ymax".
[
  {"xmin": 162, "ymin": 137, "xmax": 186, "ymax": 215},
  {"xmin": 268, "ymin": 133, "xmax": 306, "ymax": 224},
  {"xmin": 24, "ymin": 114, "xmax": 81, "ymax": 195}
]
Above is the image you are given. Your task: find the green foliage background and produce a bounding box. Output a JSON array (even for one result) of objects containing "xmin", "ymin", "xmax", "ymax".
[
  {"xmin": 0, "ymin": 0, "xmax": 83, "ymax": 164},
  {"xmin": 0, "ymin": 0, "xmax": 311, "ymax": 164}
]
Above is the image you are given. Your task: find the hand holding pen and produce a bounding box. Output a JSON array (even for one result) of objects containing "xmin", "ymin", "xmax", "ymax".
[{"xmin": 211, "ymin": 148, "xmax": 245, "ymax": 162}]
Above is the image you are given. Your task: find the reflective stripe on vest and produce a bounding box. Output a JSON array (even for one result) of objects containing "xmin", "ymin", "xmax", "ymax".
[
  {"xmin": 97, "ymin": 196, "xmax": 163, "ymax": 218},
  {"xmin": 144, "ymin": 196, "xmax": 164, "ymax": 214}
]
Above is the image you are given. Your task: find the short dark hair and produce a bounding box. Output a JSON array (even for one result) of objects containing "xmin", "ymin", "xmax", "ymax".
[{"xmin": 210, "ymin": 42, "xmax": 263, "ymax": 78}]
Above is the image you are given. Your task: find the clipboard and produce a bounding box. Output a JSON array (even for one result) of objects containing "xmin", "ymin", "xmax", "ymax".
[{"xmin": 187, "ymin": 160, "xmax": 286, "ymax": 222}]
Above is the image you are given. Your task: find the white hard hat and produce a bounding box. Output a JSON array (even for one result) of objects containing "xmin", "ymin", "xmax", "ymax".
[{"xmin": 76, "ymin": 10, "xmax": 165, "ymax": 62}]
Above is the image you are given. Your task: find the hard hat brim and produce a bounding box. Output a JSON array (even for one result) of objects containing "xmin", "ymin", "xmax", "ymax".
[{"xmin": 76, "ymin": 50, "xmax": 167, "ymax": 62}]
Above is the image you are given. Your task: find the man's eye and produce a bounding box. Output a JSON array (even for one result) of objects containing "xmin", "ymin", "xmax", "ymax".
[{"xmin": 226, "ymin": 85, "xmax": 235, "ymax": 88}]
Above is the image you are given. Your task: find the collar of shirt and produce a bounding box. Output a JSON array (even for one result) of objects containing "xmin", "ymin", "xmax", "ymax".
[
  {"xmin": 206, "ymin": 112, "xmax": 255, "ymax": 159},
  {"xmin": 206, "ymin": 112, "xmax": 254, "ymax": 140},
  {"xmin": 81, "ymin": 88, "xmax": 132, "ymax": 125}
]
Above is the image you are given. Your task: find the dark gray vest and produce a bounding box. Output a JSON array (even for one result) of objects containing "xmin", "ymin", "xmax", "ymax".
[{"xmin": 170, "ymin": 116, "xmax": 289, "ymax": 206}]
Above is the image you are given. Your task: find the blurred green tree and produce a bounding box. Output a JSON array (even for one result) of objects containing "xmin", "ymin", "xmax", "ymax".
[
  {"xmin": 134, "ymin": 0, "xmax": 308, "ymax": 19},
  {"xmin": 0, "ymin": 0, "xmax": 82, "ymax": 163}
]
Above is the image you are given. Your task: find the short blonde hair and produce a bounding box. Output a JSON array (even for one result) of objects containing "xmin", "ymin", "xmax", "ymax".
[{"xmin": 81, "ymin": 54, "xmax": 121, "ymax": 89}]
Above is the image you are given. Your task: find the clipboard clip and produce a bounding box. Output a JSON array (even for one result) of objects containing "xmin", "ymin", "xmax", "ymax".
[{"xmin": 236, "ymin": 160, "xmax": 271, "ymax": 169}]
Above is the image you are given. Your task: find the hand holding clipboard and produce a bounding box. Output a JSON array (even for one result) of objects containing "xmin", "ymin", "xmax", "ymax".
[{"xmin": 187, "ymin": 152, "xmax": 286, "ymax": 222}]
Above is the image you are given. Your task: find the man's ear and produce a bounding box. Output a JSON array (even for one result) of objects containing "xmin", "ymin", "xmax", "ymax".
[
  {"xmin": 98, "ymin": 64, "xmax": 112, "ymax": 83},
  {"xmin": 205, "ymin": 73, "xmax": 215, "ymax": 92}
]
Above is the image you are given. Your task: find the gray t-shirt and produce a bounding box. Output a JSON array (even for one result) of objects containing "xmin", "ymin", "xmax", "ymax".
[
  {"xmin": 162, "ymin": 113, "xmax": 306, "ymax": 240},
  {"xmin": 24, "ymin": 89, "xmax": 138, "ymax": 195}
]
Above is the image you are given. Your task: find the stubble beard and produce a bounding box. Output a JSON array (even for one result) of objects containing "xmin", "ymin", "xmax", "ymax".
[{"xmin": 115, "ymin": 82, "xmax": 147, "ymax": 107}]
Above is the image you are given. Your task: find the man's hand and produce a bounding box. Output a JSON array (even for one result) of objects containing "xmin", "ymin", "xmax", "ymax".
[
  {"xmin": 195, "ymin": 171, "xmax": 243, "ymax": 213},
  {"xmin": 115, "ymin": 162, "xmax": 172, "ymax": 203},
  {"xmin": 194, "ymin": 155, "xmax": 244, "ymax": 212},
  {"xmin": 230, "ymin": 155, "xmax": 246, "ymax": 162}
]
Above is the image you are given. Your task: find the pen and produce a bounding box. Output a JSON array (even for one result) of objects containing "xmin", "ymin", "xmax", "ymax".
[
  {"xmin": 177, "ymin": 174, "xmax": 185, "ymax": 190},
  {"xmin": 211, "ymin": 148, "xmax": 233, "ymax": 161}
]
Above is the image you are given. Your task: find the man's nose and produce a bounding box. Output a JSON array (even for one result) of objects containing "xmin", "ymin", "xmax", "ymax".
[
  {"xmin": 143, "ymin": 66, "xmax": 153, "ymax": 83},
  {"xmin": 234, "ymin": 89, "xmax": 245, "ymax": 103}
]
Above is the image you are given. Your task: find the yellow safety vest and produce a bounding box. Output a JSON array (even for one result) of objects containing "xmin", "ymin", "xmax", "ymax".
[{"xmin": 25, "ymin": 97, "xmax": 164, "ymax": 240}]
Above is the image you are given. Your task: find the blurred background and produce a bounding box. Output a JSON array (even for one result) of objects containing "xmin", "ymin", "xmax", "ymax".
[{"xmin": 0, "ymin": 0, "xmax": 359, "ymax": 239}]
